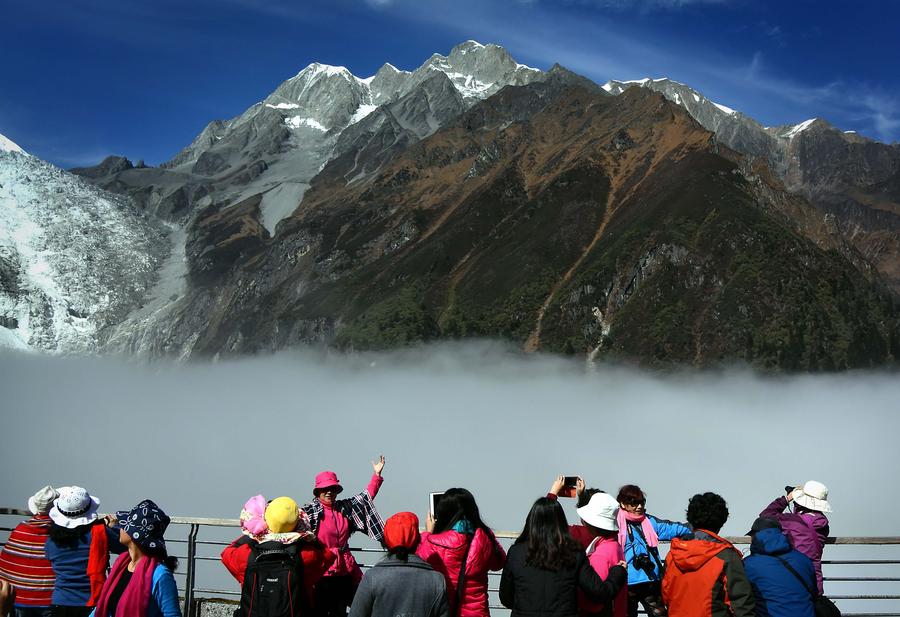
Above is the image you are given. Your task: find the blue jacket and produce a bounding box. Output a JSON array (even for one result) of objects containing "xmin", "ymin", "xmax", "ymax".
[
  {"xmin": 622, "ymin": 515, "xmax": 692, "ymax": 585},
  {"xmin": 88, "ymin": 564, "xmax": 182, "ymax": 617},
  {"xmin": 743, "ymin": 528, "xmax": 815, "ymax": 617},
  {"xmin": 45, "ymin": 525, "xmax": 125, "ymax": 606}
]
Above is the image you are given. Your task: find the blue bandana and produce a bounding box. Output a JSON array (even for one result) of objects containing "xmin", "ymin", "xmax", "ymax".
[{"xmin": 116, "ymin": 499, "xmax": 170, "ymax": 551}]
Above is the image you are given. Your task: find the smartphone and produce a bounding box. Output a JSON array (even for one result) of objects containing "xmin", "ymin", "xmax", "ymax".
[
  {"xmin": 559, "ymin": 476, "xmax": 579, "ymax": 498},
  {"xmin": 430, "ymin": 492, "xmax": 445, "ymax": 516}
]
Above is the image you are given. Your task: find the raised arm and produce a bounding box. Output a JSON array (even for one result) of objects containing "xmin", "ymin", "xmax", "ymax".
[
  {"xmin": 367, "ymin": 455, "xmax": 386, "ymax": 498},
  {"xmin": 760, "ymin": 495, "xmax": 789, "ymax": 519}
]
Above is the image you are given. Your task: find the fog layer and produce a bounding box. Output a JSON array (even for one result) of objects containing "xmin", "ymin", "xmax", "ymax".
[{"xmin": 1, "ymin": 343, "xmax": 897, "ymax": 537}]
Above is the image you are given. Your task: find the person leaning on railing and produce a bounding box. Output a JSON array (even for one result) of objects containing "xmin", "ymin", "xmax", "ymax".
[
  {"xmin": 0, "ymin": 486, "xmax": 58, "ymax": 617},
  {"xmin": 615, "ymin": 485, "xmax": 692, "ymax": 617},
  {"xmin": 759, "ymin": 481, "xmax": 831, "ymax": 594},
  {"xmin": 43, "ymin": 487, "xmax": 125, "ymax": 617},
  {"xmin": 88, "ymin": 500, "xmax": 181, "ymax": 617},
  {"xmin": 499, "ymin": 497, "xmax": 627, "ymax": 617},
  {"xmin": 661, "ymin": 492, "xmax": 755, "ymax": 617}
]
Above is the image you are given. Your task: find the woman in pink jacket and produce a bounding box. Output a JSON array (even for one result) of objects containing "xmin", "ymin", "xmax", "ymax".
[
  {"xmin": 302, "ymin": 456, "xmax": 387, "ymax": 617},
  {"xmin": 416, "ymin": 488, "xmax": 506, "ymax": 617},
  {"xmin": 577, "ymin": 493, "xmax": 627, "ymax": 617}
]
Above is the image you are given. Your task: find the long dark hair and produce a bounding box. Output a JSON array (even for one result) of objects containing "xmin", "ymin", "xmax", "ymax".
[
  {"xmin": 433, "ymin": 488, "xmax": 494, "ymax": 537},
  {"xmin": 143, "ymin": 545, "xmax": 178, "ymax": 572},
  {"xmin": 48, "ymin": 521, "xmax": 95, "ymax": 547},
  {"xmin": 517, "ymin": 497, "xmax": 581, "ymax": 571}
]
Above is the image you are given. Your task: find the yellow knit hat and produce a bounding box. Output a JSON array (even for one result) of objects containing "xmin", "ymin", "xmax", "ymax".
[{"xmin": 264, "ymin": 497, "xmax": 300, "ymax": 534}]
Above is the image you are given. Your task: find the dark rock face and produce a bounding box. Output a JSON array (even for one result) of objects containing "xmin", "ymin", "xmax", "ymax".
[
  {"xmin": 71, "ymin": 155, "xmax": 133, "ymax": 178},
  {"xmin": 604, "ymin": 79, "xmax": 900, "ymax": 295}
]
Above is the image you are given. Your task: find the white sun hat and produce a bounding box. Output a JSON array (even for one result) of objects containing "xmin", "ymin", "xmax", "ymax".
[
  {"xmin": 792, "ymin": 480, "xmax": 832, "ymax": 513},
  {"xmin": 48, "ymin": 486, "xmax": 101, "ymax": 528},
  {"xmin": 576, "ymin": 492, "xmax": 620, "ymax": 531},
  {"xmin": 28, "ymin": 485, "xmax": 59, "ymax": 515}
]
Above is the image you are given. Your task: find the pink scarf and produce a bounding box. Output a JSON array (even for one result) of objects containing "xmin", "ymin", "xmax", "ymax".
[
  {"xmin": 94, "ymin": 552, "xmax": 159, "ymax": 617},
  {"xmin": 617, "ymin": 510, "xmax": 659, "ymax": 549}
]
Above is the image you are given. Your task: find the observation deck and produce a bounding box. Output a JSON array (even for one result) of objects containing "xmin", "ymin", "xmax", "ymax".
[{"xmin": 3, "ymin": 509, "xmax": 899, "ymax": 616}]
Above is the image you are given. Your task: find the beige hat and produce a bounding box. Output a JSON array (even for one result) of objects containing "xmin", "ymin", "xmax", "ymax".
[
  {"xmin": 28, "ymin": 486, "xmax": 59, "ymax": 515},
  {"xmin": 792, "ymin": 480, "xmax": 831, "ymax": 513},
  {"xmin": 576, "ymin": 492, "xmax": 620, "ymax": 531}
]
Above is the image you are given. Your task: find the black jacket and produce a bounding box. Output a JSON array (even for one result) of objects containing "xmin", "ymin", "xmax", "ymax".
[{"xmin": 499, "ymin": 543, "xmax": 627, "ymax": 617}]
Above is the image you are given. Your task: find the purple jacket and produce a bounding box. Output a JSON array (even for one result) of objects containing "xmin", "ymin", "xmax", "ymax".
[{"xmin": 760, "ymin": 496, "xmax": 830, "ymax": 593}]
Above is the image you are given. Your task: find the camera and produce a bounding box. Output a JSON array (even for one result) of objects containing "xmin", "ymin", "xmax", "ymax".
[{"xmin": 633, "ymin": 553, "xmax": 654, "ymax": 572}]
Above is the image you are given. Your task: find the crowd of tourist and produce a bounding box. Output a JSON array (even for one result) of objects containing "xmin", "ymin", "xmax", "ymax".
[{"xmin": 0, "ymin": 457, "xmax": 835, "ymax": 617}]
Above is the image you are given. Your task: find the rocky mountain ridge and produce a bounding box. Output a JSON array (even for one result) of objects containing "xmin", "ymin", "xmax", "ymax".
[{"xmin": 24, "ymin": 42, "xmax": 900, "ymax": 368}]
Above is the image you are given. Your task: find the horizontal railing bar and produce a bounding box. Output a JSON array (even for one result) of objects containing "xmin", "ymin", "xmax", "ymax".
[
  {"xmin": 824, "ymin": 560, "xmax": 900, "ymax": 565},
  {"xmin": 4, "ymin": 509, "xmax": 899, "ymax": 544},
  {"xmin": 830, "ymin": 596, "xmax": 900, "ymax": 600},
  {"xmin": 193, "ymin": 588, "xmax": 241, "ymax": 596},
  {"xmin": 826, "ymin": 577, "xmax": 900, "ymax": 581}
]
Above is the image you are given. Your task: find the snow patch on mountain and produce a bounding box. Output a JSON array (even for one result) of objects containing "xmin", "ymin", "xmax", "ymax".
[
  {"xmin": 285, "ymin": 116, "xmax": 329, "ymax": 131},
  {"xmin": 713, "ymin": 102, "xmax": 737, "ymax": 115},
  {"xmin": 0, "ymin": 150, "xmax": 168, "ymax": 352},
  {"xmin": 0, "ymin": 133, "xmax": 25, "ymax": 154},
  {"xmin": 260, "ymin": 182, "xmax": 307, "ymax": 235},
  {"xmin": 782, "ymin": 118, "xmax": 817, "ymax": 139}
]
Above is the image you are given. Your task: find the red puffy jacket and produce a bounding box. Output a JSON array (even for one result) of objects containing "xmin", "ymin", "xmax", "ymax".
[{"xmin": 416, "ymin": 529, "xmax": 506, "ymax": 617}]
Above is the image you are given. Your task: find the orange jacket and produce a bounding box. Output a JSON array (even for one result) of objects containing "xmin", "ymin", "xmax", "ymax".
[{"xmin": 661, "ymin": 530, "xmax": 755, "ymax": 617}]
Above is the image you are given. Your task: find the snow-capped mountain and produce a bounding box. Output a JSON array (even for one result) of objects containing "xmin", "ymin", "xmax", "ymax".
[
  {"xmin": 141, "ymin": 41, "xmax": 546, "ymax": 233},
  {"xmin": 0, "ymin": 134, "xmax": 25, "ymax": 154},
  {"xmin": 0, "ymin": 142, "xmax": 168, "ymax": 352}
]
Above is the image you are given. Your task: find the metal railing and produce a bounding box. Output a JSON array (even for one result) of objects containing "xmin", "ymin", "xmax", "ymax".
[{"xmin": 3, "ymin": 509, "xmax": 899, "ymax": 616}]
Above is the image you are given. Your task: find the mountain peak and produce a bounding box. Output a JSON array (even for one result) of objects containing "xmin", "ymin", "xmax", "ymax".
[{"xmin": 0, "ymin": 132, "xmax": 25, "ymax": 155}]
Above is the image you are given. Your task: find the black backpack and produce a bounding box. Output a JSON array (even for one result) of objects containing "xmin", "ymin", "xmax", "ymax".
[{"xmin": 238, "ymin": 541, "xmax": 307, "ymax": 617}]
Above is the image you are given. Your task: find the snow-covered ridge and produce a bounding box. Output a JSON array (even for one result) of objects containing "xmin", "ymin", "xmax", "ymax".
[
  {"xmin": 602, "ymin": 77, "xmax": 738, "ymax": 117},
  {"xmin": 0, "ymin": 133, "xmax": 25, "ymax": 154},
  {"xmin": 782, "ymin": 118, "xmax": 817, "ymax": 139},
  {"xmin": 0, "ymin": 150, "xmax": 167, "ymax": 352}
]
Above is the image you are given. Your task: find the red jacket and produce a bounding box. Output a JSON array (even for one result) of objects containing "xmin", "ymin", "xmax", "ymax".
[
  {"xmin": 221, "ymin": 537, "xmax": 335, "ymax": 605},
  {"xmin": 416, "ymin": 528, "xmax": 506, "ymax": 617},
  {"xmin": 661, "ymin": 530, "xmax": 755, "ymax": 617}
]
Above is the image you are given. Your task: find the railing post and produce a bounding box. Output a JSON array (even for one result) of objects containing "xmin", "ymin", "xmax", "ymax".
[{"xmin": 184, "ymin": 523, "xmax": 200, "ymax": 617}]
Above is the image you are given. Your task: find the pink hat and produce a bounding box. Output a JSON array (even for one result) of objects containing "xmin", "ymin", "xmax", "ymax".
[
  {"xmin": 313, "ymin": 471, "xmax": 343, "ymax": 495},
  {"xmin": 240, "ymin": 495, "xmax": 268, "ymax": 538}
]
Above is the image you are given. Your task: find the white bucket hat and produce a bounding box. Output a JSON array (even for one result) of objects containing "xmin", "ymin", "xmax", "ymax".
[
  {"xmin": 28, "ymin": 485, "xmax": 59, "ymax": 515},
  {"xmin": 48, "ymin": 486, "xmax": 101, "ymax": 528},
  {"xmin": 576, "ymin": 492, "xmax": 620, "ymax": 531},
  {"xmin": 792, "ymin": 480, "xmax": 831, "ymax": 513}
]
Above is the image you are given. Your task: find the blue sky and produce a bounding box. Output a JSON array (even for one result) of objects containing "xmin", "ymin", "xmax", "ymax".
[{"xmin": 2, "ymin": 0, "xmax": 898, "ymax": 168}]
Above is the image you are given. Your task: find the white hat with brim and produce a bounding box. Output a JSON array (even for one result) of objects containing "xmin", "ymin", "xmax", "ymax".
[
  {"xmin": 792, "ymin": 480, "xmax": 831, "ymax": 513},
  {"xmin": 48, "ymin": 486, "xmax": 101, "ymax": 528},
  {"xmin": 576, "ymin": 493, "xmax": 620, "ymax": 532},
  {"xmin": 28, "ymin": 485, "xmax": 59, "ymax": 515}
]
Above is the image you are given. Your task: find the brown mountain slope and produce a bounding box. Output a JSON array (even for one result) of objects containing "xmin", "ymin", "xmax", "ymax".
[{"xmin": 151, "ymin": 83, "xmax": 898, "ymax": 369}]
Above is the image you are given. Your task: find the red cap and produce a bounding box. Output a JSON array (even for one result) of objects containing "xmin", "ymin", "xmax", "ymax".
[{"xmin": 384, "ymin": 512, "xmax": 420, "ymax": 550}]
